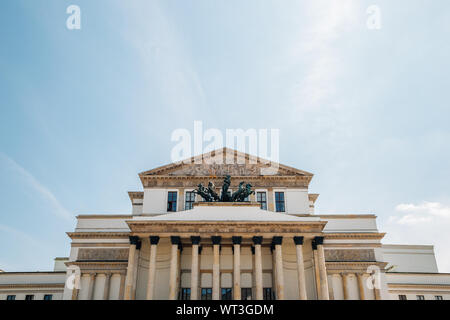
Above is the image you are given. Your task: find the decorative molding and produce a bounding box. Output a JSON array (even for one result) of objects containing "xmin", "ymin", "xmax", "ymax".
[
  {"xmin": 67, "ymin": 232, "xmax": 130, "ymax": 240},
  {"xmin": 388, "ymin": 283, "xmax": 450, "ymax": 290},
  {"xmin": 0, "ymin": 283, "xmax": 65, "ymax": 289},
  {"xmin": 326, "ymin": 261, "xmax": 388, "ymax": 273},
  {"xmin": 324, "ymin": 233, "xmax": 386, "ymax": 240},
  {"xmin": 127, "ymin": 220, "xmax": 327, "ymax": 235}
]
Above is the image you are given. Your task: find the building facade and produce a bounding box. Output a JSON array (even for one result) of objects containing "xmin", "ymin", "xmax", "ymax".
[{"xmin": 1, "ymin": 148, "xmax": 450, "ymax": 300}]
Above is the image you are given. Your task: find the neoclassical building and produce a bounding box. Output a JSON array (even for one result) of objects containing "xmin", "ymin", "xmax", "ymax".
[{"xmin": 1, "ymin": 148, "xmax": 450, "ymax": 300}]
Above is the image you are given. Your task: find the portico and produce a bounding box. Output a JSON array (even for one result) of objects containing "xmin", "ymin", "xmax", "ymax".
[{"xmin": 124, "ymin": 202, "xmax": 328, "ymax": 300}]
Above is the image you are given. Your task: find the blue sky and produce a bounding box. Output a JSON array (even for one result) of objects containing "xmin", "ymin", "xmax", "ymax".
[{"xmin": 1, "ymin": 0, "xmax": 450, "ymax": 272}]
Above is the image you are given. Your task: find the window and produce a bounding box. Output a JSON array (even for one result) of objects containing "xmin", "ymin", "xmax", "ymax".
[
  {"xmin": 25, "ymin": 295, "xmax": 34, "ymax": 301},
  {"xmin": 435, "ymin": 296, "xmax": 443, "ymax": 300},
  {"xmin": 399, "ymin": 295, "xmax": 407, "ymax": 300},
  {"xmin": 275, "ymin": 192, "xmax": 285, "ymax": 212},
  {"xmin": 185, "ymin": 191, "xmax": 195, "ymax": 210},
  {"xmin": 257, "ymin": 192, "xmax": 267, "ymax": 210},
  {"xmin": 241, "ymin": 288, "xmax": 252, "ymax": 300},
  {"xmin": 43, "ymin": 294, "xmax": 53, "ymax": 301},
  {"xmin": 179, "ymin": 288, "xmax": 190, "ymax": 300},
  {"xmin": 6, "ymin": 295, "xmax": 16, "ymax": 301},
  {"xmin": 167, "ymin": 191, "xmax": 177, "ymax": 212},
  {"xmin": 263, "ymin": 288, "xmax": 275, "ymax": 300},
  {"xmin": 201, "ymin": 288, "xmax": 212, "ymax": 300},
  {"xmin": 417, "ymin": 295, "xmax": 425, "ymax": 300},
  {"xmin": 221, "ymin": 288, "xmax": 232, "ymax": 300}
]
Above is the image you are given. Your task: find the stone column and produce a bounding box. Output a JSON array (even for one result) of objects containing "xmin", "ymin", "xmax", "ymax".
[
  {"xmin": 146, "ymin": 236, "xmax": 160, "ymax": 300},
  {"xmin": 312, "ymin": 240, "xmax": 321, "ymax": 299},
  {"xmin": 119, "ymin": 273, "xmax": 126, "ymax": 300},
  {"xmin": 357, "ymin": 273, "xmax": 365, "ymax": 300},
  {"xmin": 342, "ymin": 273, "xmax": 349, "ymax": 300},
  {"xmin": 131, "ymin": 240, "xmax": 141, "ymax": 300},
  {"xmin": 103, "ymin": 273, "xmax": 111, "ymax": 300},
  {"xmin": 88, "ymin": 273, "xmax": 96, "ymax": 300},
  {"xmin": 272, "ymin": 237, "xmax": 284, "ymax": 300},
  {"xmin": 70, "ymin": 269, "xmax": 80, "ymax": 300},
  {"xmin": 373, "ymin": 275, "xmax": 381, "ymax": 300},
  {"xmin": 315, "ymin": 236, "xmax": 329, "ymax": 300},
  {"xmin": 252, "ymin": 236, "xmax": 263, "ymax": 300},
  {"xmin": 190, "ymin": 236, "xmax": 201, "ymax": 300},
  {"xmin": 328, "ymin": 274, "xmax": 335, "ymax": 300},
  {"xmin": 232, "ymin": 236, "xmax": 242, "ymax": 300},
  {"xmin": 124, "ymin": 236, "xmax": 139, "ymax": 300},
  {"xmin": 169, "ymin": 236, "xmax": 181, "ymax": 300},
  {"xmin": 293, "ymin": 236, "xmax": 307, "ymax": 300},
  {"xmin": 211, "ymin": 236, "xmax": 222, "ymax": 300}
]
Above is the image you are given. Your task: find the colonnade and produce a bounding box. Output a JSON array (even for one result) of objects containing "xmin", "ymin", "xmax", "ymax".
[{"xmin": 124, "ymin": 235, "xmax": 330, "ymax": 300}]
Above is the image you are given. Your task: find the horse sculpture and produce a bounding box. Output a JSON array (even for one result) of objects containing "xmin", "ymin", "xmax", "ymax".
[{"xmin": 193, "ymin": 176, "xmax": 254, "ymax": 203}]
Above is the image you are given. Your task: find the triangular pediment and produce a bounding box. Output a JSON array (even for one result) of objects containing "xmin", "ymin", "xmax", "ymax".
[{"xmin": 139, "ymin": 148, "xmax": 313, "ymax": 177}]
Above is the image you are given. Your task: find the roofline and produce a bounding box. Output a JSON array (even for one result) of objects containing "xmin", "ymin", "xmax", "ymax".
[
  {"xmin": 382, "ymin": 244, "xmax": 435, "ymax": 250},
  {"xmin": 76, "ymin": 214, "xmax": 133, "ymax": 219},
  {"xmin": 316, "ymin": 214, "xmax": 377, "ymax": 219},
  {"xmin": 0, "ymin": 271, "xmax": 66, "ymax": 275},
  {"xmin": 139, "ymin": 147, "xmax": 314, "ymax": 177},
  {"xmin": 386, "ymin": 272, "xmax": 450, "ymax": 276}
]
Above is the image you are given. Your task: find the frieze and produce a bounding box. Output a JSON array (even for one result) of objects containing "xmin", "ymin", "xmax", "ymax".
[
  {"xmin": 324, "ymin": 249, "xmax": 376, "ymax": 262},
  {"xmin": 141, "ymin": 176, "xmax": 310, "ymax": 188},
  {"xmin": 77, "ymin": 248, "xmax": 129, "ymax": 261}
]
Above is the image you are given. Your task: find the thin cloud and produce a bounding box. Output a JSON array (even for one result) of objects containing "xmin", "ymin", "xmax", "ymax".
[
  {"xmin": 288, "ymin": 0, "xmax": 361, "ymax": 110},
  {"xmin": 386, "ymin": 201, "xmax": 450, "ymax": 272},
  {"xmin": 391, "ymin": 202, "xmax": 450, "ymax": 225},
  {"xmin": 0, "ymin": 223, "xmax": 48, "ymax": 251},
  {"xmin": 0, "ymin": 153, "xmax": 73, "ymax": 222}
]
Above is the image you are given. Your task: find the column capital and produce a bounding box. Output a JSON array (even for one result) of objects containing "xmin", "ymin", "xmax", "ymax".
[
  {"xmin": 150, "ymin": 236, "xmax": 160, "ymax": 245},
  {"xmin": 311, "ymin": 239, "xmax": 317, "ymax": 250},
  {"xmin": 170, "ymin": 236, "xmax": 181, "ymax": 245},
  {"xmin": 252, "ymin": 236, "xmax": 263, "ymax": 245},
  {"xmin": 314, "ymin": 236, "xmax": 325, "ymax": 246},
  {"xmin": 191, "ymin": 236, "xmax": 201, "ymax": 244},
  {"xmin": 129, "ymin": 236, "xmax": 139, "ymax": 245},
  {"xmin": 272, "ymin": 236, "xmax": 283, "ymax": 245},
  {"xmin": 232, "ymin": 236, "xmax": 242, "ymax": 245},
  {"xmin": 293, "ymin": 236, "xmax": 304, "ymax": 245},
  {"xmin": 211, "ymin": 236, "xmax": 222, "ymax": 245}
]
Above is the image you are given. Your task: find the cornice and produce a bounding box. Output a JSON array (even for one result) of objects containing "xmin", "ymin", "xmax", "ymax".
[
  {"xmin": 326, "ymin": 261, "xmax": 388, "ymax": 273},
  {"xmin": 67, "ymin": 232, "xmax": 130, "ymax": 239},
  {"xmin": 388, "ymin": 283, "xmax": 450, "ymax": 290},
  {"xmin": 0, "ymin": 283, "xmax": 65, "ymax": 289},
  {"xmin": 76, "ymin": 215, "xmax": 133, "ymax": 219},
  {"xmin": 126, "ymin": 220, "xmax": 327, "ymax": 236},
  {"xmin": 324, "ymin": 233, "xmax": 386, "ymax": 240},
  {"xmin": 318, "ymin": 214, "xmax": 377, "ymax": 219}
]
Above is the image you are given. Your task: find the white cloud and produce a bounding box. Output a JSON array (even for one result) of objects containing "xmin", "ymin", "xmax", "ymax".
[
  {"xmin": 386, "ymin": 201, "xmax": 450, "ymax": 272},
  {"xmin": 0, "ymin": 153, "xmax": 73, "ymax": 222},
  {"xmin": 391, "ymin": 202, "xmax": 450, "ymax": 225},
  {"xmin": 288, "ymin": 0, "xmax": 361, "ymax": 109},
  {"xmin": 118, "ymin": 2, "xmax": 206, "ymax": 117}
]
